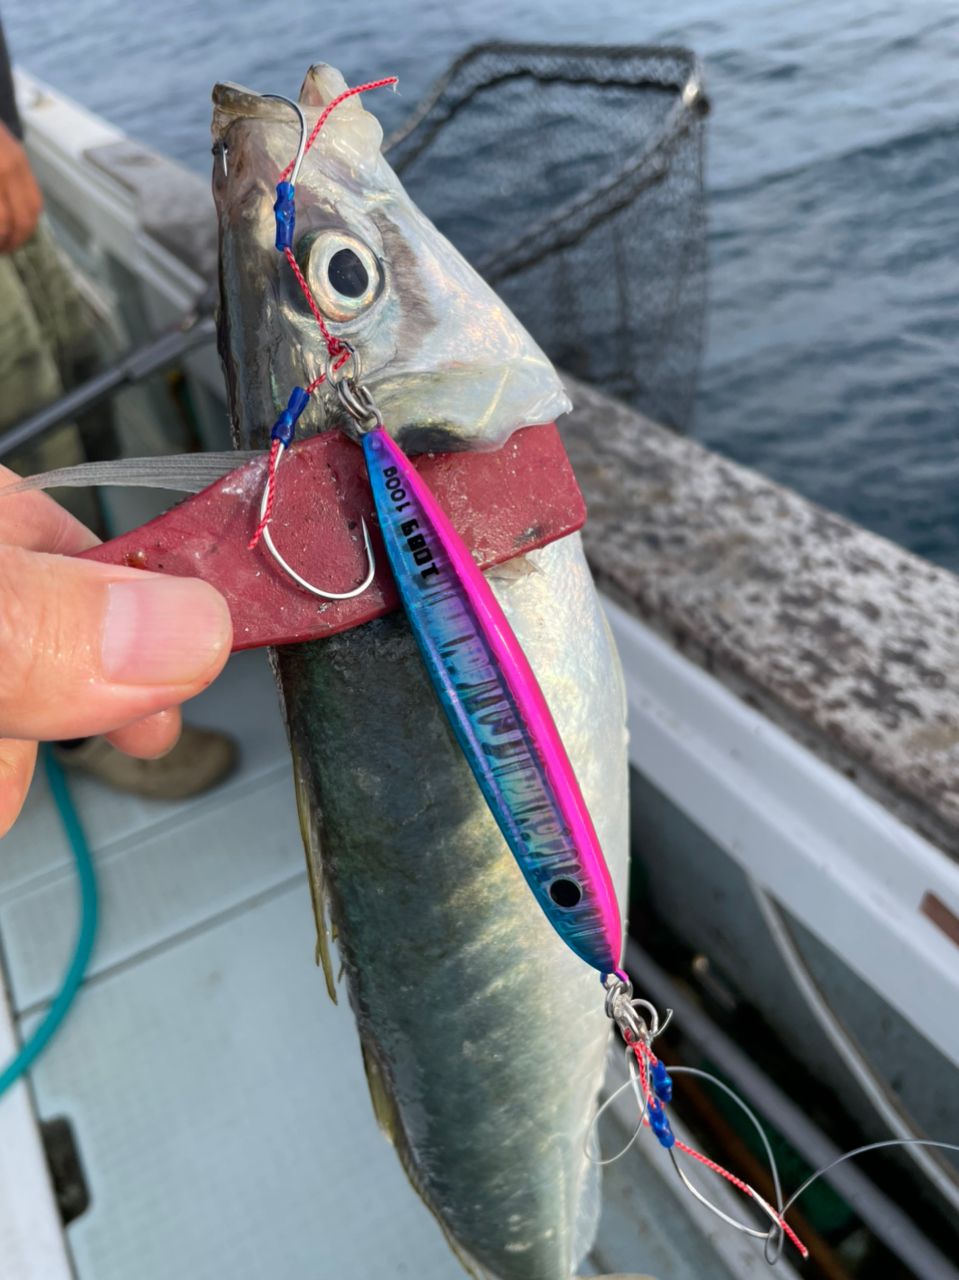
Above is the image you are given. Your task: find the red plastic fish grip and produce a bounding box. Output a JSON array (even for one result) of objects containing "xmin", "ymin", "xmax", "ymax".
[{"xmin": 78, "ymin": 423, "xmax": 586, "ymax": 651}]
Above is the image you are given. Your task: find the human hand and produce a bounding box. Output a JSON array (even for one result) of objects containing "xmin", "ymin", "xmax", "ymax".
[
  {"xmin": 0, "ymin": 470, "xmax": 232, "ymax": 835},
  {"xmin": 0, "ymin": 120, "xmax": 43, "ymax": 253}
]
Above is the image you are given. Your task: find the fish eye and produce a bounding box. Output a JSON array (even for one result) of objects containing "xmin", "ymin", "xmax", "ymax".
[{"xmin": 299, "ymin": 230, "xmax": 383, "ymax": 323}]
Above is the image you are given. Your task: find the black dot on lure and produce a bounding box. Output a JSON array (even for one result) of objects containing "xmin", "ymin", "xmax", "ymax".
[
  {"xmin": 328, "ymin": 248, "xmax": 369, "ymax": 298},
  {"xmin": 548, "ymin": 878, "xmax": 583, "ymax": 909}
]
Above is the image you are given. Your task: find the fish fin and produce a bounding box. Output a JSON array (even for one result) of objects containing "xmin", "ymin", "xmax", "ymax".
[
  {"xmin": 359, "ymin": 1039, "xmax": 400, "ymax": 1145},
  {"xmin": 0, "ymin": 452, "xmax": 259, "ymax": 497},
  {"xmin": 298, "ymin": 64, "xmax": 373, "ymax": 114},
  {"xmin": 297, "ymin": 66, "xmax": 385, "ymax": 168},
  {"xmin": 212, "ymin": 81, "xmax": 268, "ymax": 116},
  {"xmin": 290, "ymin": 739, "xmax": 337, "ymax": 1004}
]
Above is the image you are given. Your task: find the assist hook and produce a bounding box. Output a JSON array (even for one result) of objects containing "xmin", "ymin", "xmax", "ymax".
[
  {"xmin": 246, "ymin": 94, "xmax": 377, "ymax": 599},
  {"xmin": 261, "ymin": 93, "xmax": 307, "ymax": 184},
  {"xmin": 255, "ymin": 445, "xmax": 377, "ymax": 602}
]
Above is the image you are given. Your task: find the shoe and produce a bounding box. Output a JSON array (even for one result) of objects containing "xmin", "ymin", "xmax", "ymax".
[{"xmin": 53, "ymin": 725, "xmax": 238, "ymax": 800}]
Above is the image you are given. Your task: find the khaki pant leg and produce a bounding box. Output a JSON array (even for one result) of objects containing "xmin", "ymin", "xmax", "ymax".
[{"xmin": 0, "ymin": 224, "xmax": 101, "ymax": 527}]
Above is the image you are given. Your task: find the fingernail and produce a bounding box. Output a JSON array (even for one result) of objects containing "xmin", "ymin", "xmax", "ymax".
[{"xmin": 102, "ymin": 578, "xmax": 231, "ymax": 685}]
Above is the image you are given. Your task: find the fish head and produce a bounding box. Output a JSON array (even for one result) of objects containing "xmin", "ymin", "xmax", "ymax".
[{"xmin": 212, "ymin": 65, "xmax": 569, "ymax": 451}]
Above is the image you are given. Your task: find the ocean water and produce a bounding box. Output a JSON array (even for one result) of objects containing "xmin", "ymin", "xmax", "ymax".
[{"xmin": 5, "ymin": 0, "xmax": 959, "ymax": 566}]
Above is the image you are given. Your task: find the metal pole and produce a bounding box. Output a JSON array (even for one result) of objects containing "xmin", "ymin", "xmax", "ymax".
[{"xmin": 0, "ymin": 312, "xmax": 217, "ymax": 461}]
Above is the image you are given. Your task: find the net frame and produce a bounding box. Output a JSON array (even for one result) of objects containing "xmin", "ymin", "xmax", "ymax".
[{"xmin": 385, "ymin": 43, "xmax": 709, "ymax": 430}]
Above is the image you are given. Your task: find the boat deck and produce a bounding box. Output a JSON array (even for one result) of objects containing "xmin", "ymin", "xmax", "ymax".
[{"xmin": 0, "ymin": 651, "xmax": 788, "ymax": 1280}]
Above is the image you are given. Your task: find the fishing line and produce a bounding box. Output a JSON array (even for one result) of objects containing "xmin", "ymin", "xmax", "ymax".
[
  {"xmin": 668, "ymin": 1065, "xmax": 788, "ymax": 1262},
  {"xmin": 585, "ymin": 1045, "xmax": 651, "ymax": 1166}
]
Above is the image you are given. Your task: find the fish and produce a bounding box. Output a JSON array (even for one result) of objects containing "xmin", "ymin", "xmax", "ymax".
[{"xmin": 211, "ymin": 64, "xmax": 631, "ymax": 1280}]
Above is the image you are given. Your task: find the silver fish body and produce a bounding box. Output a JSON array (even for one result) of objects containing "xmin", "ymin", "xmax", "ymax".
[{"xmin": 212, "ymin": 65, "xmax": 630, "ymax": 1280}]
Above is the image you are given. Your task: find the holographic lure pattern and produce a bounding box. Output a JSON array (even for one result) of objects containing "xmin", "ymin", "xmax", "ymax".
[{"xmin": 364, "ymin": 427, "xmax": 622, "ymax": 975}]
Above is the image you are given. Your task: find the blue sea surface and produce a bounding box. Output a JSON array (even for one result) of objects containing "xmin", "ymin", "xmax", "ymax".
[{"xmin": 5, "ymin": 0, "xmax": 958, "ymax": 566}]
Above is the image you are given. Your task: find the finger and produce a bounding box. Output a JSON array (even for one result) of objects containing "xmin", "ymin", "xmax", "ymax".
[
  {"xmin": 0, "ymin": 546, "xmax": 232, "ymax": 741},
  {"xmin": 0, "ymin": 737, "xmax": 37, "ymax": 838},
  {"xmin": 106, "ymin": 707, "xmax": 182, "ymax": 760},
  {"xmin": 14, "ymin": 168, "xmax": 43, "ymax": 250},
  {"xmin": 6, "ymin": 178, "xmax": 39, "ymax": 251},
  {"xmin": 2, "ymin": 147, "xmax": 42, "ymax": 252},
  {"xmin": 0, "ymin": 482, "xmax": 100, "ymax": 558}
]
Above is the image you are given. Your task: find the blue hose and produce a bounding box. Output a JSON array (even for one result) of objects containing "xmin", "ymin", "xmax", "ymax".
[{"xmin": 0, "ymin": 747, "xmax": 98, "ymax": 1098}]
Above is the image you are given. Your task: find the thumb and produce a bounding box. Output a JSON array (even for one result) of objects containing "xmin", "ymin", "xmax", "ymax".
[{"xmin": 0, "ymin": 546, "xmax": 232, "ymax": 741}]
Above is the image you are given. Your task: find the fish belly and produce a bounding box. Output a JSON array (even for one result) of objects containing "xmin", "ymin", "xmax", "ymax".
[{"xmin": 277, "ymin": 533, "xmax": 630, "ymax": 1280}]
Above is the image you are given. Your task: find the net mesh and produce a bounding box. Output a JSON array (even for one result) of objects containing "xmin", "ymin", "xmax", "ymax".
[{"xmin": 386, "ymin": 43, "xmax": 709, "ymax": 432}]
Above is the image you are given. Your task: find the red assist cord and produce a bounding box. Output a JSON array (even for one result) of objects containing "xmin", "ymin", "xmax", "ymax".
[
  {"xmin": 623, "ymin": 1029, "xmax": 809, "ymax": 1259},
  {"xmin": 247, "ymin": 76, "xmax": 398, "ymax": 551},
  {"xmin": 279, "ymin": 77, "xmax": 399, "ymax": 183}
]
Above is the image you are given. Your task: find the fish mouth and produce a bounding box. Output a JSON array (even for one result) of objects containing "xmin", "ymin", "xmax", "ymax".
[{"xmin": 363, "ymin": 362, "xmax": 572, "ymax": 454}]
